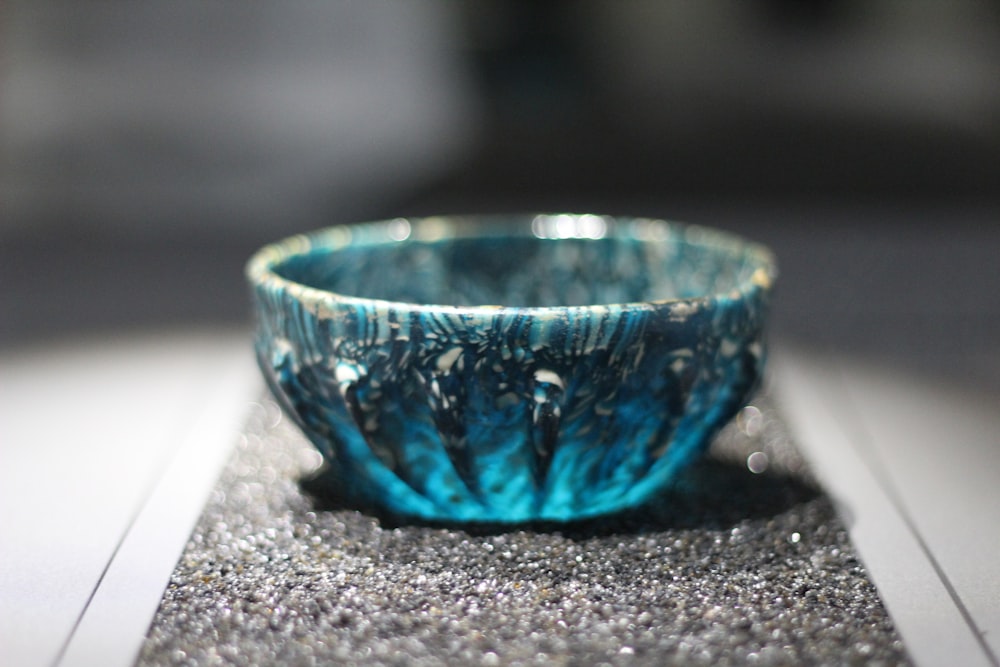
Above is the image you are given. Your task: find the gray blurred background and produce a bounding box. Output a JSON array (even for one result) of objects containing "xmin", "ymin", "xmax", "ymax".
[{"xmin": 2, "ymin": 1, "xmax": 999, "ymax": 390}]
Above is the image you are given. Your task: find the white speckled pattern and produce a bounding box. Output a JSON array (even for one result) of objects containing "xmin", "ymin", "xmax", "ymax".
[{"xmin": 138, "ymin": 394, "xmax": 909, "ymax": 666}]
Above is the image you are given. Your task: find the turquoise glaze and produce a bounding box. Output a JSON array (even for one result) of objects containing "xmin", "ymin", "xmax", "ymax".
[{"xmin": 247, "ymin": 215, "xmax": 776, "ymax": 523}]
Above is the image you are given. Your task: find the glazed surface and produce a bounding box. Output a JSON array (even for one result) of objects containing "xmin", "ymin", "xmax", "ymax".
[
  {"xmin": 273, "ymin": 225, "xmax": 759, "ymax": 308},
  {"xmin": 249, "ymin": 216, "xmax": 775, "ymax": 522}
]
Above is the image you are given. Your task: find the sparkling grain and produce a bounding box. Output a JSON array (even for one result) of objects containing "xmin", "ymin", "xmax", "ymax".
[{"xmin": 139, "ymin": 394, "xmax": 909, "ymax": 666}]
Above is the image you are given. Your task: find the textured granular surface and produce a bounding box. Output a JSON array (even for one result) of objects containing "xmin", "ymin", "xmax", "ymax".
[{"xmin": 138, "ymin": 395, "xmax": 909, "ymax": 666}]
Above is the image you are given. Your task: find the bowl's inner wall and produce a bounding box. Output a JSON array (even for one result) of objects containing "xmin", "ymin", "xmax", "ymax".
[{"xmin": 274, "ymin": 234, "xmax": 755, "ymax": 308}]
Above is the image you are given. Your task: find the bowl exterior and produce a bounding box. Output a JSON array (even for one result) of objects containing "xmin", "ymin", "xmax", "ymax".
[{"xmin": 251, "ymin": 280, "xmax": 770, "ymax": 523}]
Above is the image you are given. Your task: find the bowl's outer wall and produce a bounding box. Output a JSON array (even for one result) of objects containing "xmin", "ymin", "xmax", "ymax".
[{"xmin": 250, "ymin": 223, "xmax": 772, "ymax": 522}]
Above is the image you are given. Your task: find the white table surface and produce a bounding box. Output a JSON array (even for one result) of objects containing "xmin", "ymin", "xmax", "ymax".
[
  {"xmin": 0, "ymin": 330, "xmax": 259, "ymax": 667},
  {"xmin": 773, "ymin": 349, "xmax": 1000, "ymax": 667}
]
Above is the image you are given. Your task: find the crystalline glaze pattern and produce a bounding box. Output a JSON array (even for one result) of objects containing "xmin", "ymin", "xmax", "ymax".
[{"xmin": 247, "ymin": 215, "xmax": 775, "ymax": 522}]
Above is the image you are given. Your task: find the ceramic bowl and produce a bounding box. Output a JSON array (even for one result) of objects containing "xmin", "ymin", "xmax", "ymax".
[{"xmin": 247, "ymin": 214, "xmax": 776, "ymax": 523}]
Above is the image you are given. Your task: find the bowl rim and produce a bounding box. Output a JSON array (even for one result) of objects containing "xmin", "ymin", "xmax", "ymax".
[{"xmin": 246, "ymin": 213, "xmax": 777, "ymax": 317}]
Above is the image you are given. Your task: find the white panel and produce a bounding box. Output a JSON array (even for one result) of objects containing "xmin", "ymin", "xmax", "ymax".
[
  {"xmin": 774, "ymin": 349, "xmax": 998, "ymax": 667},
  {"xmin": 0, "ymin": 330, "xmax": 256, "ymax": 667}
]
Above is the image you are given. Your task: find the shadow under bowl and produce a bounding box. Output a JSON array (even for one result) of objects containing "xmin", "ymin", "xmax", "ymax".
[{"xmin": 246, "ymin": 214, "xmax": 776, "ymax": 523}]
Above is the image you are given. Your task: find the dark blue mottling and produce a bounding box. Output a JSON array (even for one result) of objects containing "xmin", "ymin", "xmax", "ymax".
[{"xmin": 247, "ymin": 215, "xmax": 776, "ymax": 522}]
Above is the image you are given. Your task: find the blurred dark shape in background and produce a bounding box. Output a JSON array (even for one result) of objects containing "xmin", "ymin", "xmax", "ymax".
[
  {"xmin": 452, "ymin": 1, "xmax": 1000, "ymax": 202},
  {"xmin": 2, "ymin": 1, "xmax": 998, "ymax": 388},
  {"xmin": 0, "ymin": 2, "xmax": 476, "ymax": 234}
]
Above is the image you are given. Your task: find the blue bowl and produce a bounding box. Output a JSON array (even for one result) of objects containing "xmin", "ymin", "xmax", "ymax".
[{"xmin": 247, "ymin": 214, "xmax": 776, "ymax": 523}]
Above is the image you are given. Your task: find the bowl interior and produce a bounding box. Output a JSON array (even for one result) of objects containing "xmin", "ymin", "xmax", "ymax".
[{"xmin": 271, "ymin": 217, "xmax": 764, "ymax": 308}]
